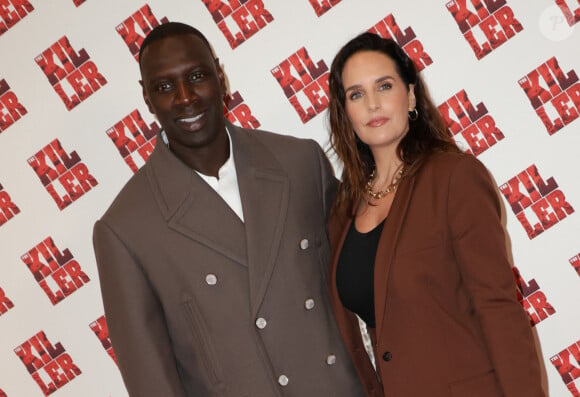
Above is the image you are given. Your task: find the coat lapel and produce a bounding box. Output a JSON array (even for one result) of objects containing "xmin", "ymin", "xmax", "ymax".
[
  {"xmin": 374, "ymin": 173, "xmax": 415, "ymax": 343},
  {"xmin": 146, "ymin": 133, "xmax": 248, "ymax": 266},
  {"xmin": 229, "ymin": 124, "xmax": 289, "ymax": 318}
]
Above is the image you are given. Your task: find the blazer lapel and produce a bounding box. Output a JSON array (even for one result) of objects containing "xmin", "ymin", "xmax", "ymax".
[
  {"xmin": 229, "ymin": 125, "xmax": 289, "ymax": 318},
  {"xmin": 374, "ymin": 174, "xmax": 415, "ymax": 344},
  {"xmin": 146, "ymin": 133, "xmax": 247, "ymax": 266}
]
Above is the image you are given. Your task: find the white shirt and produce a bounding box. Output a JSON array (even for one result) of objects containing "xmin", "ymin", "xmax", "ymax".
[{"xmin": 161, "ymin": 128, "xmax": 244, "ymax": 222}]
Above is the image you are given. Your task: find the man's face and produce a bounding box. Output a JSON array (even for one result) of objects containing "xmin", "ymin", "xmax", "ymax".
[{"xmin": 140, "ymin": 34, "xmax": 226, "ymax": 159}]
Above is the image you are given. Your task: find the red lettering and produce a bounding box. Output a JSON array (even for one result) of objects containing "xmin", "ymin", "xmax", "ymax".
[
  {"xmin": 231, "ymin": 103, "xmax": 260, "ymax": 129},
  {"xmin": 545, "ymin": 189, "xmax": 574, "ymax": 221},
  {"xmin": 402, "ymin": 39, "xmax": 433, "ymax": 72},
  {"xmin": 246, "ymin": 0, "xmax": 273, "ymax": 30},
  {"xmin": 0, "ymin": 287, "xmax": 14, "ymax": 314},
  {"xmin": 494, "ymin": 6, "xmax": 523, "ymax": 39},
  {"xmin": 551, "ymin": 90, "xmax": 580, "ymax": 125},
  {"xmin": 0, "ymin": 91, "xmax": 27, "ymax": 131},
  {"xmin": 531, "ymin": 197, "xmax": 558, "ymax": 230},
  {"xmin": 369, "ymin": 14, "xmax": 416, "ymax": 47},
  {"xmin": 0, "ymin": 190, "xmax": 19, "ymax": 225},
  {"xmin": 515, "ymin": 211, "xmax": 542, "ymax": 239}
]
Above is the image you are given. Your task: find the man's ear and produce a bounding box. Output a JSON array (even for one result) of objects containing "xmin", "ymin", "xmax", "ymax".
[
  {"xmin": 140, "ymin": 80, "xmax": 154, "ymax": 114},
  {"xmin": 215, "ymin": 59, "xmax": 227, "ymax": 95}
]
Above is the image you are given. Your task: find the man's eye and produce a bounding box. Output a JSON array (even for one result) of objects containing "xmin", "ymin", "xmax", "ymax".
[
  {"xmin": 156, "ymin": 82, "xmax": 173, "ymax": 92},
  {"xmin": 189, "ymin": 72, "xmax": 205, "ymax": 82}
]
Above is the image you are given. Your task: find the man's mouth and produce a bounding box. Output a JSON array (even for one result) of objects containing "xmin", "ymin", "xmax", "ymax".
[
  {"xmin": 176, "ymin": 112, "xmax": 205, "ymax": 130},
  {"xmin": 177, "ymin": 113, "xmax": 204, "ymax": 124}
]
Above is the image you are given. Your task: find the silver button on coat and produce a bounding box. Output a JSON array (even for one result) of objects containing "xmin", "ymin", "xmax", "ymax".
[
  {"xmin": 255, "ymin": 317, "xmax": 267, "ymax": 329},
  {"xmin": 205, "ymin": 274, "xmax": 217, "ymax": 285},
  {"xmin": 278, "ymin": 374, "xmax": 289, "ymax": 386}
]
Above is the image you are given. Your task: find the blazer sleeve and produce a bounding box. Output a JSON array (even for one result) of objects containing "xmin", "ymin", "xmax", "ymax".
[
  {"xmin": 93, "ymin": 220, "xmax": 188, "ymax": 397},
  {"xmin": 312, "ymin": 141, "xmax": 338, "ymax": 224},
  {"xmin": 447, "ymin": 155, "xmax": 545, "ymax": 397}
]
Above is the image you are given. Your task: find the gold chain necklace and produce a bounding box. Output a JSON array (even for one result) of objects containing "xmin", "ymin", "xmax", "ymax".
[{"xmin": 366, "ymin": 166, "xmax": 404, "ymax": 200}]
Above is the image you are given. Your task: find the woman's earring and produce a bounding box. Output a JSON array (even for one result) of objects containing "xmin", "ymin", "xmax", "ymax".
[{"xmin": 408, "ymin": 108, "xmax": 419, "ymax": 121}]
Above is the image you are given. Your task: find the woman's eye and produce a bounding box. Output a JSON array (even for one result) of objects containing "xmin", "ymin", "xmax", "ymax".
[
  {"xmin": 349, "ymin": 91, "xmax": 362, "ymax": 100},
  {"xmin": 378, "ymin": 82, "xmax": 392, "ymax": 91}
]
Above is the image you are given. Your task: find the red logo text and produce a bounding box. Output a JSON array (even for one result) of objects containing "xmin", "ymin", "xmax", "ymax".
[
  {"xmin": 272, "ymin": 47, "xmax": 329, "ymax": 123},
  {"xmin": 551, "ymin": 339, "xmax": 580, "ymax": 396},
  {"xmin": 224, "ymin": 91, "xmax": 261, "ymax": 129},
  {"xmin": 556, "ymin": 0, "xmax": 580, "ymax": 26},
  {"xmin": 21, "ymin": 237, "xmax": 90, "ymax": 305},
  {"xmin": 308, "ymin": 0, "xmax": 342, "ymax": 17},
  {"xmin": 28, "ymin": 139, "xmax": 98, "ymax": 210},
  {"xmin": 0, "ymin": 182, "xmax": 20, "ymax": 227},
  {"xmin": 106, "ymin": 109, "xmax": 159, "ymax": 173},
  {"xmin": 369, "ymin": 14, "xmax": 433, "ymax": 72},
  {"xmin": 513, "ymin": 267, "xmax": 555, "ymax": 326},
  {"xmin": 446, "ymin": 0, "xmax": 523, "ymax": 59},
  {"xmin": 89, "ymin": 315, "xmax": 117, "ymax": 363},
  {"xmin": 0, "ymin": 78, "xmax": 27, "ymax": 133},
  {"xmin": 500, "ymin": 164, "xmax": 574, "ymax": 239},
  {"xmin": 14, "ymin": 331, "xmax": 81, "ymax": 396},
  {"xmin": 0, "ymin": 286, "xmax": 14, "ymax": 316},
  {"xmin": 519, "ymin": 57, "xmax": 579, "ymax": 135},
  {"xmin": 35, "ymin": 36, "xmax": 107, "ymax": 110},
  {"xmin": 438, "ymin": 89, "xmax": 504, "ymax": 155},
  {"xmin": 0, "ymin": 0, "xmax": 34, "ymax": 36},
  {"xmin": 201, "ymin": 0, "xmax": 274, "ymax": 49},
  {"xmin": 116, "ymin": 4, "xmax": 168, "ymax": 61}
]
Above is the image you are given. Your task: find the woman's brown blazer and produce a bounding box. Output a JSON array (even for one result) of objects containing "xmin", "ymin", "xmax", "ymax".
[{"xmin": 328, "ymin": 151, "xmax": 546, "ymax": 397}]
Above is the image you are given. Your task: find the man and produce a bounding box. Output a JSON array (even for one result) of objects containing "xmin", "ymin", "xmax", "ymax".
[{"xmin": 93, "ymin": 22, "xmax": 368, "ymax": 396}]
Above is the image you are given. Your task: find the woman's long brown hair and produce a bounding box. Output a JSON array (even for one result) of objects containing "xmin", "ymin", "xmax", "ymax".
[{"xmin": 328, "ymin": 32, "xmax": 460, "ymax": 218}]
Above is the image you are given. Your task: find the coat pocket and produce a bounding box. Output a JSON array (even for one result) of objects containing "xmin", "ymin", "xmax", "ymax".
[
  {"xmin": 182, "ymin": 299, "xmax": 224, "ymax": 388},
  {"xmin": 448, "ymin": 369, "xmax": 502, "ymax": 397}
]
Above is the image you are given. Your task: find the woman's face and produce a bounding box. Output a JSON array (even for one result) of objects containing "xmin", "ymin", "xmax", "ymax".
[{"xmin": 341, "ymin": 50, "xmax": 415, "ymax": 152}]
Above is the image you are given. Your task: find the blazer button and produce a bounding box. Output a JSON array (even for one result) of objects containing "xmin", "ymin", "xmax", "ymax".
[
  {"xmin": 278, "ymin": 374, "xmax": 289, "ymax": 386},
  {"xmin": 299, "ymin": 238, "xmax": 309, "ymax": 250},
  {"xmin": 304, "ymin": 298, "xmax": 315, "ymax": 310},
  {"xmin": 205, "ymin": 274, "xmax": 217, "ymax": 285},
  {"xmin": 382, "ymin": 351, "xmax": 392, "ymax": 361},
  {"xmin": 255, "ymin": 317, "xmax": 267, "ymax": 329}
]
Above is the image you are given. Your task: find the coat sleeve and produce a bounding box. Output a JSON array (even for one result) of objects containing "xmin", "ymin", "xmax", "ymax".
[
  {"xmin": 93, "ymin": 220, "xmax": 189, "ymax": 397},
  {"xmin": 447, "ymin": 155, "xmax": 545, "ymax": 397},
  {"xmin": 312, "ymin": 141, "xmax": 338, "ymax": 224}
]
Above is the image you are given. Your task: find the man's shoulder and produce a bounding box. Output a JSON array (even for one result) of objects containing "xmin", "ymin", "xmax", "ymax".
[
  {"xmin": 98, "ymin": 163, "xmax": 153, "ymax": 224},
  {"xmin": 242, "ymin": 126, "xmax": 316, "ymax": 150}
]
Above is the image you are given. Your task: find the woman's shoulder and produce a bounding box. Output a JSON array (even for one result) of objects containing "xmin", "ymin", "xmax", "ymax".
[{"xmin": 421, "ymin": 150, "xmax": 487, "ymax": 175}]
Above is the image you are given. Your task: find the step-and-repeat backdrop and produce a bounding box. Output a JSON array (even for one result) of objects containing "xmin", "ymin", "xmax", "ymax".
[{"xmin": 0, "ymin": 0, "xmax": 578, "ymax": 396}]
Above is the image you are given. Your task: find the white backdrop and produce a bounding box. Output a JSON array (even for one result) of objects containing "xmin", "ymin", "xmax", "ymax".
[{"xmin": 0, "ymin": 0, "xmax": 579, "ymax": 396}]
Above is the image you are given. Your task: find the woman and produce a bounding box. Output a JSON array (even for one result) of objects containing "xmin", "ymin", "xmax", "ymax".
[{"xmin": 326, "ymin": 32, "xmax": 545, "ymax": 397}]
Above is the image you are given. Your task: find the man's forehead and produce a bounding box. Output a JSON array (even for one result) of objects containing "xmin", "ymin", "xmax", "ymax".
[
  {"xmin": 140, "ymin": 34, "xmax": 216, "ymax": 75},
  {"xmin": 143, "ymin": 34, "xmax": 213, "ymax": 58}
]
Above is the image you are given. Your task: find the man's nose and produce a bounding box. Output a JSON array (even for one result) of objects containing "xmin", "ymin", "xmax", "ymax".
[{"xmin": 175, "ymin": 82, "xmax": 197, "ymax": 104}]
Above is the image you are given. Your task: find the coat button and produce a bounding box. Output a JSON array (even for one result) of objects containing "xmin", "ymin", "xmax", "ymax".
[
  {"xmin": 382, "ymin": 351, "xmax": 392, "ymax": 361},
  {"xmin": 278, "ymin": 374, "xmax": 289, "ymax": 386},
  {"xmin": 326, "ymin": 354, "xmax": 336, "ymax": 365},
  {"xmin": 255, "ymin": 317, "xmax": 267, "ymax": 329},
  {"xmin": 299, "ymin": 238, "xmax": 309, "ymax": 250},
  {"xmin": 205, "ymin": 274, "xmax": 217, "ymax": 285},
  {"xmin": 304, "ymin": 298, "xmax": 315, "ymax": 310}
]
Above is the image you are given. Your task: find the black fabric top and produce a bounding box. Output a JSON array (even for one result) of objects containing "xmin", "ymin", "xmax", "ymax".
[{"xmin": 336, "ymin": 219, "xmax": 385, "ymax": 328}]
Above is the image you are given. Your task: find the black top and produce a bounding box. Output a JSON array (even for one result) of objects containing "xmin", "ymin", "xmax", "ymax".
[{"xmin": 336, "ymin": 219, "xmax": 385, "ymax": 328}]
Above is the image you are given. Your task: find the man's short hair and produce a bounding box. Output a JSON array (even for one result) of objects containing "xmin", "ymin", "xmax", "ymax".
[{"xmin": 138, "ymin": 22, "xmax": 214, "ymax": 70}]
